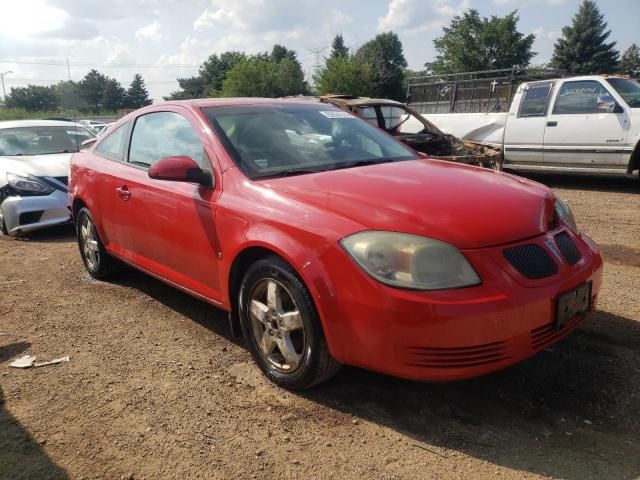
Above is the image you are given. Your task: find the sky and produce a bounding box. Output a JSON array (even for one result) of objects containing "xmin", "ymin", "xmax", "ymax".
[{"xmin": 0, "ymin": 0, "xmax": 637, "ymax": 102}]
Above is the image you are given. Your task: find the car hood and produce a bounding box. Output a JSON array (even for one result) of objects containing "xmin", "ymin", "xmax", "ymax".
[
  {"xmin": 0, "ymin": 153, "xmax": 72, "ymax": 186},
  {"xmin": 263, "ymin": 159, "xmax": 554, "ymax": 249}
]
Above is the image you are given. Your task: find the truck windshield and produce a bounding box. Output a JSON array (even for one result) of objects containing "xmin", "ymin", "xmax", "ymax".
[
  {"xmin": 605, "ymin": 78, "xmax": 640, "ymax": 108},
  {"xmin": 203, "ymin": 103, "xmax": 417, "ymax": 179}
]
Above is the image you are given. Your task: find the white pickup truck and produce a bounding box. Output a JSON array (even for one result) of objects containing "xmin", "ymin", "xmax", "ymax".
[{"xmin": 422, "ymin": 75, "xmax": 640, "ymax": 176}]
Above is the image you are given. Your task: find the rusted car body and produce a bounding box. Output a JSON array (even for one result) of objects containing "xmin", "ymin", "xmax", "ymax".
[{"xmin": 320, "ymin": 95, "xmax": 502, "ymax": 169}]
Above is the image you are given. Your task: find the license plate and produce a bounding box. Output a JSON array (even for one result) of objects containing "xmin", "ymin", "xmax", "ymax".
[{"xmin": 555, "ymin": 282, "xmax": 592, "ymax": 330}]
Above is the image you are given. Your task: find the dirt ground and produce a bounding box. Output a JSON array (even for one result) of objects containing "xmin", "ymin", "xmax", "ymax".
[{"xmin": 1, "ymin": 173, "xmax": 639, "ymax": 480}]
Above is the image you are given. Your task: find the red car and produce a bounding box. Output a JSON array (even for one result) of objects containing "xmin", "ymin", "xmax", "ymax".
[{"xmin": 69, "ymin": 99, "xmax": 603, "ymax": 390}]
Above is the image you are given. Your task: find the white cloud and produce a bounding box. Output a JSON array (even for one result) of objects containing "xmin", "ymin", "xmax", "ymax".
[
  {"xmin": 377, "ymin": 0, "xmax": 470, "ymax": 34},
  {"xmin": 136, "ymin": 21, "xmax": 163, "ymax": 42},
  {"xmin": 1, "ymin": 0, "xmax": 66, "ymax": 38}
]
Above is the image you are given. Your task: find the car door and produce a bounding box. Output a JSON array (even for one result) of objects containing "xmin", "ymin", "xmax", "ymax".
[
  {"xmin": 543, "ymin": 79, "xmax": 629, "ymax": 167},
  {"xmin": 502, "ymin": 81, "xmax": 554, "ymax": 164},
  {"xmin": 123, "ymin": 109, "xmax": 223, "ymax": 302},
  {"xmin": 90, "ymin": 120, "xmax": 136, "ymax": 258}
]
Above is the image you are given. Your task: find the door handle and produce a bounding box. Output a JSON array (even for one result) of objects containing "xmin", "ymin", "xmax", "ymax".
[
  {"xmin": 116, "ymin": 185, "xmax": 131, "ymax": 201},
  {"xmin": 546, "ymin": 121, "xmax": 558, "ymax": 127}
]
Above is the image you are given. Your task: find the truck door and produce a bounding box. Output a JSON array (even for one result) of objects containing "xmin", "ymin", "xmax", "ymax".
[
  {"xmin": 543, "ymin": 79, "xmax": 628, "ymax": 167},
  {"xmin": 503, "ymin": 81, "xmax": 554, "ymax": 164}
]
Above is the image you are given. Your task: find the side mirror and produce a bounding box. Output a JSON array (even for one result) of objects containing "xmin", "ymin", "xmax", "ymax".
[
  {"xmin": 148, "ymin": 155, "xmax": 214, "ymax": 188},
  {"xmin": 81, "ymin": 138, "xmax": 97, "ymax": 149},
  {"xmin": 596, "ymin": 95, "xmax": 621, "ymax": 112}
]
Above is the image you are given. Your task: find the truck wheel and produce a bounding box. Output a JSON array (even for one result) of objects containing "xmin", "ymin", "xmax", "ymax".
[{"xmin": 238, "ymin": 255, "xmax": 341, "ymax": 390}]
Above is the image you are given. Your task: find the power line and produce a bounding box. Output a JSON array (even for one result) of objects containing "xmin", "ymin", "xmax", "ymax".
[{"xmin": 0, "ymin": 59, "xmax": 201, "ymax": 68}]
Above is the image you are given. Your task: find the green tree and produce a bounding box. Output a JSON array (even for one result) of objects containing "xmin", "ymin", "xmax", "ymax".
[
  {"xmin": 55, "ymin": 80, "xmax": 86, "ymax": 111},
  {"xmin": 165, "ymin": 51, "xmax": 246, "ymax": 100},
  {"xmin": 221, "ymin": 55, "xmax": 308, "ymax": 97},
  {"xmin": 5, "ymin": 85, "xmax": 59, "ymax": 111},
  {"xmin": 102, "ymin": 78, "xmax": 126, "ymax": 112},
  {"xmin": 125, "ymin": 73, "xmax": 152, "ymax": 108},
  {"xmin": 79, "ymin": 69, "xmax": 108, "ymax": 112},
  {"xmin": 619, "ymin": 44, "xmax": 640, "ymax": 77},
  {"xmin": 551, "ymin": 0, "xmax": 619, "ymax": 74},
  {"xmin": 313, "ymin": 55, "xmax": 375, "ymax": 96},
  {"xmin": 329, "ymin": 34, "xmax": 349, "ymax": 59},
  {"xmin": 428, "ymin": 10, "xmax": 535, "ymax": 74},
  {"xmin": 354, "ymin": 32, "xmax": 407, "ymax": 100}
]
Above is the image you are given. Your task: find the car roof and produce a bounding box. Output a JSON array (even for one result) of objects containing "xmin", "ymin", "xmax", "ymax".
[
  {"xmin": 158, "ymin": 97, "xmax": 323, "ymax": 109},
  {"xmin": 320, "ymin": 95, "xmax": 405, "ymax": 107},
  {"xmin": 0, "ymin": 119, "xmax": 84, "ymax": 129}
]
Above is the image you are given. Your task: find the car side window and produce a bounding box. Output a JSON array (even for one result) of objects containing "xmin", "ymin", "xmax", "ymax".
[
  {"xmin": 128, "ymin": 112, "xmax": 204, "ymax": 169},
  {"xmin": 553, "ymin": 81, "xmax": 616, "ymax": 115},
  {"xmin": 95, "ymin": 122, "xmax": 128, "ymax": 161},
  {"xmin": 519, "ymin": 82, "xmax": 553, "ymax": 117}
]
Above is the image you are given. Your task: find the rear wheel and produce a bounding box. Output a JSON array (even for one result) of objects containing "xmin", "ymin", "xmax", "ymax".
[
  {"xmin": 76, "ymin": 207, "xmax": 119, "ymax": 279},
  {"xmin": 239, "ymin": 255, "xmax": 341, "ymax": 390}
]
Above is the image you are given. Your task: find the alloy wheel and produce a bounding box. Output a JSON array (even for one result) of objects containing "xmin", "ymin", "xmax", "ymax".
[
  {"xmin": 248, "ymin": 278, "xmax": 306, "ymax": 373},
  {"xmin": 80, "ymin": 216, "xmax": 100, "ymax": 271}
]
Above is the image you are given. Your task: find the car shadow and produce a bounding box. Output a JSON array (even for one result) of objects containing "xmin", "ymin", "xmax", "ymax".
[
  {"xmin": 0, "ymin": 341, "xmax": 69, "ymax": 479},
  {"xmin": 512, "ymin": 171, "xmax": 639, "ymax": 193},
  {"xmin": 8, "ymin": 224, "xmax": 76, "ymax": 244},
  {"xmin": 101, "ymin": 269, "xmax": 640, "ymax": 479},
  {"xmin": 300, "ymin": 308, "xmax": 640, "ymax": 480}
]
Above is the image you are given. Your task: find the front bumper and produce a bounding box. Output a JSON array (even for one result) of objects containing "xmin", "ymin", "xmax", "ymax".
[
  {"xmin": 0, "ymin": 190, "xmax": 71, "ymax": 236},
  {"xmin": 305, "ymin": 227, "xmax": 603, "ymax": 381}
]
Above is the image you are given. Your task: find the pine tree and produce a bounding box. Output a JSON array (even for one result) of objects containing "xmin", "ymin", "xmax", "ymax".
[
  {"xmin": 619, "ymin": 44, "xmax": 640, "ymax": 77},
  {"xmin": 551, "ymin": 0, "xmax": 619, "ymax": 74},
  {"xmin": 329, "ymin": 34, "xmax": 349, "ymax": 59},
  {"xmin": 125, "ymin": 74, "xmax": 152, "ymax": 109}
]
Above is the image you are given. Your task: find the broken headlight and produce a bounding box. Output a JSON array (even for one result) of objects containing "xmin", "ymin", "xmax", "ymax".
[{"xmin": 340, "ymin": 231, "xmax": 481, "ymax": 290}]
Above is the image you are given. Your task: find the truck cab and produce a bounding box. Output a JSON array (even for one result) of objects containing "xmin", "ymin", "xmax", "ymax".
[{"xmin": 503, "ymin": 75, "xmax": 640, "ymax": 175}]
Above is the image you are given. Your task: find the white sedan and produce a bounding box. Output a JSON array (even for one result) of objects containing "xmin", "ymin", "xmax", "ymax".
[{"xmin": 0, "ymin": 120, "xmax": 95, "ymax": 236}]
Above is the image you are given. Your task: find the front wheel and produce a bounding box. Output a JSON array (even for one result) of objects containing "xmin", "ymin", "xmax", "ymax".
[
  {"xmin": 76, "ymin": 207, "xmax": 119, "ymax": 279},
  {"xmin": 239, "ymin": 255, "xmax": 341, "ymax": 390}
]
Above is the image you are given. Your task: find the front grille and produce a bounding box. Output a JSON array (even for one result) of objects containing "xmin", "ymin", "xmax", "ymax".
[
  {"xmin": 403, "ymin": 341, "xmax": 512, "ymax": 369},
  {"xmin": 503, "ymin": 244, "xmax": 558, "ymax": 279},
  {"xmin": 555, "ymin": 232, "xmax": 581, "ymax": 266},
  {"xmin": 19, "ymin": 211, "xmax": 44, "ymax": 225},
  {"xmin": 54, "ymin": 176, "xmax": 69, "ymax": 185},
  {"xmin": 531, "ymin": 314, "xmax": 586, "ymax": 350}
]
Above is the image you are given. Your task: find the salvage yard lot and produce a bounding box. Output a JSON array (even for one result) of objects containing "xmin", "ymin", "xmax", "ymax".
[{"xmin": 1, "ymin": 174, "xmax": 639, "ymax": 480}]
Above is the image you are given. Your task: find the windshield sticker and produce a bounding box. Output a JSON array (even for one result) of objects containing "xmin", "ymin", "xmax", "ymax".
[
  {"xmin": 319, "ymin": 111, "xmax": 354, "ymax": 119},
  {"xmin": 254, "ymin": 158, "xmax": 269, "ymax": 168},
  {"xmin": 66, "ymin": 131, "xmax": 86, "ymax": 135}
]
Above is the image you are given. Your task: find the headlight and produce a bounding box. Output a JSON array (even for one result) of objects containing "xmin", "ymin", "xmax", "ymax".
[
  {"xmin": 340, "ymin": 231, "xmax": 481, "ymax": 290},
  {"xmin": 555, "ymin": 196, "xmax": 577, "ymax": 232},
  {"xmin": 6, "ymin": 173, "xmax": 54, "ymax": 196}
]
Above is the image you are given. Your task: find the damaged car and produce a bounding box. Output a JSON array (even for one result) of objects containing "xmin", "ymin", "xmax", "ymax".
[
  {"xmin": 0, "ymin": 120, "xmax": 95, "ymax": 236},
  {"xmin": 320, "ymin": 95, "xmax": 502, "ymax": 169}
]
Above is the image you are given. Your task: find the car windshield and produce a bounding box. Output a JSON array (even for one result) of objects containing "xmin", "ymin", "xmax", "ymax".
[
  {"xmin": 0, "ymin": 126, "xmax": 95, "ymax": 156},
  {"xmin": 202, "ymin": 103, "xmax": 417, "ymax": 179},
  {"xmin": 605, "ymin": 78, "xmax": 640, "ymax": 108}
]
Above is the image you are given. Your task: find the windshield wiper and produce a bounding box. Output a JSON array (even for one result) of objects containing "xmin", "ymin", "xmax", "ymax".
[
  {"xmin": 254, "ymin": 168, "xmax": 325, "ymax": 179},
  {"xmin": 334, "ymin": 159, "xmax": 395, "ymax": 170}
]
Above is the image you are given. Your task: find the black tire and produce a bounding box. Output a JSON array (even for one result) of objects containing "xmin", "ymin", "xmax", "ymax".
[
  {"xmin": 0, "ymin": 211, "xmax": 8, "ymax": 236},
  {"xmin": 76, "ymin": 207, "xmax": 119, "ymax": 279},
  {"xmin": 238, "ymin": 255, "xmax": 341, "ymax": 390}
]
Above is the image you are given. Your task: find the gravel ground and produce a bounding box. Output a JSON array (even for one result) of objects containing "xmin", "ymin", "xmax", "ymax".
[{"xmin": 0, "ymin": 173, "xmax": 639, "ymax": 480}]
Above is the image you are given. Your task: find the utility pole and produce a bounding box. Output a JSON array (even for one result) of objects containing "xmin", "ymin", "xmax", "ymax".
[
  {"xmin": 1, "ymin": 70, "xmax": 13, "ymax": 104},
  {"xmin": 308, "ymin": 47, "xmax": 327, "ymax": 71}
]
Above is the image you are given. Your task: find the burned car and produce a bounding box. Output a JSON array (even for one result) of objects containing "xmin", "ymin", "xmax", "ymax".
[{"xmin": 320, "ymin": 95, "xmax": 502, "ymax": 169}]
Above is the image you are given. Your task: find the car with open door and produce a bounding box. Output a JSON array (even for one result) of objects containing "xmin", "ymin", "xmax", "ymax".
[{"xmin": 69, "ymin": 98, "xmax": 603, "ymax": 390}]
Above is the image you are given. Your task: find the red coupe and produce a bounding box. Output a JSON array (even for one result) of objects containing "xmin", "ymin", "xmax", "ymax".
[{"xmin": 69, "ymin": 99, "xmax": 603, "ymax": 390}]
